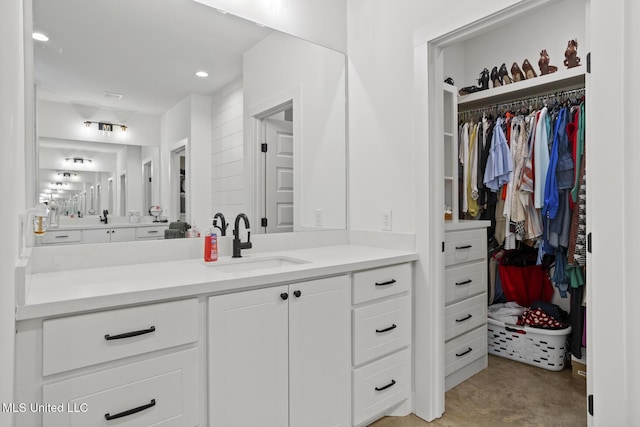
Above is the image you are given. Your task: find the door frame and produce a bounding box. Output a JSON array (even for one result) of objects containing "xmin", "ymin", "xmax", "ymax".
[
  {"xmin": 170, "ymin": 139, "xmax": 189, "ymax": 223},
  {"xmin": 411, "ymin": 0, "xmax": 610, "ymax": 423},
  {"xmin": 246, "ymin": 87, "xmax": 300, "ymax": 233}
]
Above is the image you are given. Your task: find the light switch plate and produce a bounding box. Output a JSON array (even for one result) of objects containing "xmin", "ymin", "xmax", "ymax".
[
  {"xmin": 381, "ymin": 209, "xmax": 392, "ymax": 231},
  {"xmin": 315, "ymin": 209, "xmax": 323, "ymax": 227}
]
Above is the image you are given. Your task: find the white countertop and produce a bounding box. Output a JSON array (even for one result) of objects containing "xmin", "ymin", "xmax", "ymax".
[
  {"xmin": 18, "ymin": 245, "xmax": 417, "ymax": 320},
  {"xmin": 49, "ymin": 222, "xmax": 169, "ymax": 231}
]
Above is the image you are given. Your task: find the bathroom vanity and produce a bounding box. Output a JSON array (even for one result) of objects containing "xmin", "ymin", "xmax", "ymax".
[{"xmin": 14, "ymin": 245, "xmax": 416, "ymax": 427}]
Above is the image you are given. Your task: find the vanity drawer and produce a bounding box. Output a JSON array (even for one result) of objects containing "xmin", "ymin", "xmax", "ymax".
[
  {"xmin": 353, "ymin": 263, "xmax": 411, "ymax": 304},
  {"xmin": 444, "ymin": 229, "xmax": 486, "ymax": 266},
  {"xmin": 444, "ymin": 326, "xmax": 487, "ymax": 377},
  {"xmin": 42, "ymin": 348, "xmax": 198, "ymax": 426},
  {"xmin": 41, "ymin": 230, "xmax": 82, "ymax": 244},
  {"xmin": 444, "ymin": 293, "xmax": 487, "ymax": 341},
  {"xmin": 43, "ymin": 298, "xmax": 198, "ymax": 375},
  {"xmin": 353, "ymin": 295, "xmax": 411, "ymax": 366},
  {"xmin": 136, "ymin": 225, "xmax": 168, "ymax": 239},
  {"xmin": 353, "ymin": 349, "xmax": 410, "ymax": 426},
  {"xmin": 445, "ymin": 260, "xmax": 486, "ymax": 305}
]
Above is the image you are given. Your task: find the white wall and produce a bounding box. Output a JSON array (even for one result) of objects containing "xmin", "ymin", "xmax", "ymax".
[
  {"xmin": 190, "ymin": 94, "xmax": 213, "ymax": 230},
  {"xmin": 38, "ymin": 100, "xmax": 160, "ymax": 147},
  {"xmin": 193, "ymin": 0, "xmax": 347, "ymax": 53},
  {"xmin": 0, "ymin": 0, "xmax": 25, "ymax": 423},
  {"xmin": 211, "ymin": 79, "xmax": 245, "ymax": 227},
  {"xmin": 244, "ymin": 31, "xmax": 346, "ymax": 230}
]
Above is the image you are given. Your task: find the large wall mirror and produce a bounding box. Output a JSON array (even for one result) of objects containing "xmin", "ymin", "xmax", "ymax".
[{"xmin": 30, "ymin": 0, "xmax": 346, "ymax": 245}]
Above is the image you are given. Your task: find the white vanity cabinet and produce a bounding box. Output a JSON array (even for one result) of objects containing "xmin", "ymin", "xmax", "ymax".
[
  {"xmin": 444, "ymin": 225, "xmax": 489, "ymax": 391},
  {"xmin": 351, "ymin": 263, "xmax": 412, "ymax": 427},
  {"xmin": 208, "ymin": 275, "xmax": 351, "ymax": 427},
  {"xmin": 15, "ymin": 299, "xmax": 200, "ymax": 427},
  {"xmin": 82, "ymin": 227, "xmax": 136, "ymax": 243}
]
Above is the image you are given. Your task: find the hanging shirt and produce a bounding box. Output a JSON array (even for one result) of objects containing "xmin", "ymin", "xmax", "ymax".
[
  {"xmin": 468, "ymin": 123, "xmax": 479, "ymax": 216},
  {"xmin": 483, "ymin": 118, "xmax": 512, "ymax": 192},
  {"xmin": 543, "ymin": 108, "xmax": 566, "ymax": 219},
  {"xmin": 534, "ymin": 107, "xmax": 550, "ymax": 208},
  {"xmin": 460, "ymin": 122, "xmax": 470, "ymax": 213}
]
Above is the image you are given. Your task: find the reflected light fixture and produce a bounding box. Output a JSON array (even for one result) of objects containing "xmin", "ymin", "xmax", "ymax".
[
  {"xmin": 83, "ymin": 120, "xmax": 127, "ymax": 134},
  {"xmin": 196, "ymin": 71, "xmax": 208, "ymax": 77},
  {"xmin": 32, "ymin": 32, "xmax": 49, "ymax": 42},
  {"xmin": 267, "ymin": 0, "xmax": 287, "ymax": 14},
  {"xmin": 65, "ymin": 157, "xmax": 92, "ymax": 164}
]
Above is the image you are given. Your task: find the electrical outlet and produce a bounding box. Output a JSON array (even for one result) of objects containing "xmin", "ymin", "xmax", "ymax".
[
  {"xmin": 315, "ymin": 209, "xmax": 323, "ymax": 227},
  {"xmin": 381, "ymin": 209, "xmax": 392, "ymax": 231}
]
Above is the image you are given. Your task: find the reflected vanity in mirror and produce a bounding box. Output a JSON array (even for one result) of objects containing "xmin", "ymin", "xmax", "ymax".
[{"xmin": 31, "ymin": 0, "xmax": 347, "ymax": 245}]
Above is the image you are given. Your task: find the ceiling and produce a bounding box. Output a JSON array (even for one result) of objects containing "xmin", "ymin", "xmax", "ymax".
[{"xmin": 32, "ymin": 0, "xmax": 273, "ymax": 116}]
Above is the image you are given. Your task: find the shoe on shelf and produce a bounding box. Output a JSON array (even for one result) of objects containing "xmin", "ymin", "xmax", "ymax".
[
  {"xmin": 511, "ymin": 62, "xmax": 525, "ymax": 82},
  {"xmin": 444, "ymin": 77, "xmax": 455, "ymax": 85},
  {"xmin": 522, "ymin": 59, "xmax": 537, "ymax": 79},
  {"xmin": 478, "ymin": 68, "xmax": 490, "ymax": 90},
  {"xmin": 538, "ymin": 49, "xmax": 558, "ymax": 75},
  {"xmin": 499, "ymin": 63, "xmax": 512, "ymax": 84},
  {"xmin": 490, "ymin": 66, "xmax": 502, "ymax": 88}
]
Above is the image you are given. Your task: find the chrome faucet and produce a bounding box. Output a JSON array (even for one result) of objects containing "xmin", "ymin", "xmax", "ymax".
[
  {"xmin": 213, "ymin": 212, "xmax": 229, "ymax": 236},
  {"xmin": 232, "ymin": 214, "xmax": 252, "ymax": 258}
]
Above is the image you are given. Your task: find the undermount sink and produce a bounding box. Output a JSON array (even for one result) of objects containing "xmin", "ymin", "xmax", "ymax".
[{"xmin": 205, "ymin": 256, "xmax": 309, "ymax": 273}]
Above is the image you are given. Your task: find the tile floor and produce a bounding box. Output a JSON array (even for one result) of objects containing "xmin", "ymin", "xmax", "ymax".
[{"xmin": 369, "ymin": 355, "xmax": 587, "ymax": 427}]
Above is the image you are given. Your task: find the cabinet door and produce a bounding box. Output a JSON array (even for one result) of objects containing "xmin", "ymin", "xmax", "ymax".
[
  {"xmin": 82, "ymin": 228, "xmax": 111, "ymax": 243},
  {"xmin": 109, "ymin": 227, "xmax": 136, "ymax": 242},
  {"xmin": 208, "ymin": 286, "xmax": 289, "ymax": 427},
  {"xmin": 289, "ymin": 276, "xmax": 350, "ymax": 427}
]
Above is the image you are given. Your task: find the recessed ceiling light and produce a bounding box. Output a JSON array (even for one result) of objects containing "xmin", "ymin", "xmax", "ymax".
[
  {"xmin": 32, "ymin": 32, "xmax": 49, "ymax": 42},
  {"xmin": 196, "ymin": 71, "xmax": 209, "ymax": 78}
]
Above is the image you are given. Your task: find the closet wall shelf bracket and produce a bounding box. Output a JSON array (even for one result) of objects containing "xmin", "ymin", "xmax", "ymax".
[{"xmin": 457, "ymin": 67, "xmax": 585, "ymax": 110}]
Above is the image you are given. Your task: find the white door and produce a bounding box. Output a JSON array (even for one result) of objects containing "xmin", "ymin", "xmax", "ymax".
[
  {"xmin": 263, "ymin": 118, "xmax": 294, "ymax": 234},
  {"xmin": 208, "ymin": 286, "xmax": 289, "ymax": 427},
  {"xmin": 289, "ymin": 276, "xmax": 351, "ymax": 427},
  {"xmin": 143, "ymin": 161, "xmax": 152, "ymax": 212}
]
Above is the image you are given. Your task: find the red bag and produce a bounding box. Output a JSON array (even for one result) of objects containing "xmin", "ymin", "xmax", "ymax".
[{"xmin": 497, "ymin": 264, "xmax": 554, "ymax": 307}]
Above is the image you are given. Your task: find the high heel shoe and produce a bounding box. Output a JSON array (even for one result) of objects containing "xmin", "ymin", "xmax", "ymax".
[
  {"xmin": 511, "ymin": 62, "xmax": 525, "ymax": 82},
  {"xmin": 478, "ymin": 68, "xmax": 490, "ymax": 90},
  {"xmin": 490, "ymin": 66, "xmax": 502, "ymax": 88},
  {"xmin": 498, "ymin": 63, "xmax": 512, "ymax": 84},
  {"xmin": 522, "ymin": 59, "xmax": 537, "ymax": 79},
  {"xmin": 538, "ymin": 50, "xmax": 558, "ymax": 75}
]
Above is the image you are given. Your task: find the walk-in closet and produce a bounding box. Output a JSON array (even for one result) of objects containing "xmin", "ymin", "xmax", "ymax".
[{"xmin": 414, "ymin": 0, "xmax": 593, "ymax": 423}]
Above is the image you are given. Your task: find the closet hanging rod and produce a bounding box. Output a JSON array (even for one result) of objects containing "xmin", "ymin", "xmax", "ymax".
[{"xmin": 458, "ymin": 87, "xmax": 585, "ymax": 119}]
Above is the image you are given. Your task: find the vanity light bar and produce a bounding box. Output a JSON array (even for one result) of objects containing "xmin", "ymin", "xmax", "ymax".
[
  {"xmin": 65, "ymin": 157, "xmax": 92, "ymax": 164},
  {"xmin": 83, "ymin": 121, "xmax": 127, "ymax": 132}
]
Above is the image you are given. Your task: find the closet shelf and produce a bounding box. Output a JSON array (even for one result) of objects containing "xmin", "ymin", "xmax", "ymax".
[{"xmin": 458, "ymin": 67, "xmax": 585, "ymax": 110}]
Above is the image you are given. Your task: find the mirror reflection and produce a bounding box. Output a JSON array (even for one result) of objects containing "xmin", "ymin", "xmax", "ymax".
[{"xmin": 32, "ymin": 0, "xmax": 346, "ymax": 245}]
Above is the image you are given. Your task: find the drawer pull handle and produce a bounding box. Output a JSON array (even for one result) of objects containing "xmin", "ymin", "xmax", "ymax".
[
  {"xmin": 455, "ymin": 314, "xmax": 472, "ymax": 323},
  {"xmin": 376, "ymin": 324, "xmax": 397, "ymax": 333},
  {"xmin": 456, "ymin": 347, "xmax": 473, "ymax": 357},
  {"xmin": 105, "ymin": 399, "xmax": 156, "ymax": 420},
  {"xmin": 54, "ymin": 235, "xmax": 70, "ymax": 239},
  {"xmin": 104, "ymin": 326, "xmax": 156, "ymax": 341},
  {"xmin": 375, "ymin": 279, "xmax": 396, "ymax": 287},
  {"xmin": 455, "ymin": 279, "xmax": 472, "ymax": 286},
  {"xmin": 455, "ymin": 245, "xmax": 472, "ymax": 250},
  {"xmin": 148, "ymin": 230, "xmax": 159, "ymax": 234},
  {"xmin": 375, "ymin": 379, "xmax": 396, "ymax": 392}
]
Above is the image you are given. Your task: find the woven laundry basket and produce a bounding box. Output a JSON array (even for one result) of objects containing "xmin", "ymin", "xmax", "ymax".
[{"xmin": 487, "ymin": 318, "xmax": 571, "ymax": 371}]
